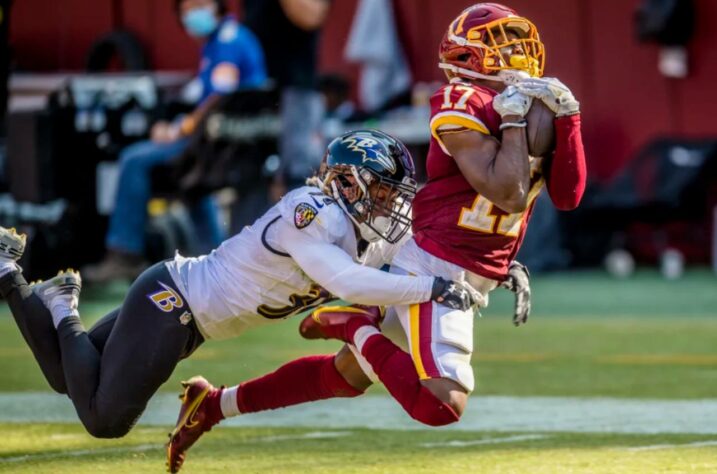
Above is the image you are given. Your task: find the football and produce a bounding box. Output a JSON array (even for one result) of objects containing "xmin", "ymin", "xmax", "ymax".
[{"xmin": 526, "ymin": 99, "xmax": 556, "ymax": 157}]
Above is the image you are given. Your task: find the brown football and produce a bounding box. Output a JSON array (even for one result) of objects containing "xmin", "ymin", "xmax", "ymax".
[{"xmin": 526, "ymin": 99, "xmax": 556, "ymax": 157}]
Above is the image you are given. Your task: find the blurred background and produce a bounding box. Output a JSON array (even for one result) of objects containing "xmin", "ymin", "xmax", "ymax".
[
  {"xmin": 1, "ymin": 0, "xmax": 716, "ymax": 283},
  {"xmin": 0, "ymin": 3, "xmax": 716, "ymax": 470}
]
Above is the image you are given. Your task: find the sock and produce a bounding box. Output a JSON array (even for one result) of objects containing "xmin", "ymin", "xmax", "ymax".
[
  {"xmin": 352, "ymin": 325, "xmax": 380, "ymax": 353},
  {"xmin": 49, "ymin": 296, "xmax": 80, "ymax": 329},
  {"xmin": 219, "ymin": 386, "xmax": 240, "ymax": 418},
  {"xmin": 0, "ymin": 262, "xmax": 18, "ymax": 279},
  {"xmin": 233, "ymin": 354, "xmax": 363, "ymax": 415},
  {"xmin": 358, "ymin": 333, "xmax": 460, "ymax": 426},
  {"xmin": 344, "ymin": 316, "xmax": 374, "ymax": 343}
]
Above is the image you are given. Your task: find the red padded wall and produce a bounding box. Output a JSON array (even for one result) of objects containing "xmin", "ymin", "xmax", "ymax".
[
  {"xmin": 318, "ymin": 0, "xmax": 717, "ymax": 181},
  {"xmin": 8, "ymin": 0, "xmax": 717, "ymax": 180}
]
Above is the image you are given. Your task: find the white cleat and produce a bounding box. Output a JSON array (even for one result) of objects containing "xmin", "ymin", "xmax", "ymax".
[
  {"xmin": 0, "ymin": 227, "xmax": 27, "ymax": 261},
  {"xmin": 31, "ymin": 269, "xmax": 82, "ymax": 319}
]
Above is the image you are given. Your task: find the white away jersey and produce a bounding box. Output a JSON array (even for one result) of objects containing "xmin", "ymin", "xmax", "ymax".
[{"xmin": 166, "ymin": 186, "xmax": 433, "ymax": 340}]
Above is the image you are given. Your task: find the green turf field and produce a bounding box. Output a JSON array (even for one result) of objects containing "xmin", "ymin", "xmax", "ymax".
[
  {"xmin": 1, "ymin": 270, "xmax": 716, "ymax": 472},
  {"xmin": 2, "ymin": 425, "xmax": 716, "ymax": 473}
]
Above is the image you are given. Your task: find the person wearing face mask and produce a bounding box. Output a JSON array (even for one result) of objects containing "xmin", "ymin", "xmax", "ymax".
[{"xmin": 83, "ymin": 0, "xmax": 267, "ymax": 285}]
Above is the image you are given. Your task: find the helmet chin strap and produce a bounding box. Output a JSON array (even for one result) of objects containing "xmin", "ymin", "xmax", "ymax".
[
  {"xmin": 358, "ymin": 223, "xmax": 382, "ymax": 243},
  {"xmin": 438, "ymin": 62, "xmax": 530, "ymax": 85}
]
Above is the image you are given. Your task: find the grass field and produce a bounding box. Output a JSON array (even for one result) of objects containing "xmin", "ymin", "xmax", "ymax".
[{"xmin": 1, "ymin": 270, "xmax": 716, "ymax": 472}]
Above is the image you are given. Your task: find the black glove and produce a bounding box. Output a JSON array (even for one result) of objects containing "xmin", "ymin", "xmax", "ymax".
[
  {"xmin": 431, "ymin": 277, "xmax": 476, "ymax": 311},
  {"xmin": 500, "ymin": 261, "xmax": 531, "ymax": 326}
]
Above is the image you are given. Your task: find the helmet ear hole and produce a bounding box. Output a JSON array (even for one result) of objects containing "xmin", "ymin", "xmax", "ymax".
[{"xmin": 457, "ymin": 53, "xmax": 471, "ymax": 62}]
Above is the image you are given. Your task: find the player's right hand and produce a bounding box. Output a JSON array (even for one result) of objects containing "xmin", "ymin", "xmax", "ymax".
[
  {"xmin": 431, "ymin": 277, "xmax": 479, "ymax": 311},
  {"xmin": 493, "ymin": 85, "xmax": 533, "ymax": 118}
]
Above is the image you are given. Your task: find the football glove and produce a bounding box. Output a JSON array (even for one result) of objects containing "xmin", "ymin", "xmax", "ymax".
[
  {"xmin": 500, "ymin": 261, "xmax": 531, "ymax": 326},
  {"xmin": 492, "ymin": 85, "xmax": 533, "ymax": 118},
  {"xmin": 431, "ymin": 277, "xmax": 481, "ymax": 311},
  {"xmin": 515, "ymin": 77, "xmax": 580, "ymax": 117}
]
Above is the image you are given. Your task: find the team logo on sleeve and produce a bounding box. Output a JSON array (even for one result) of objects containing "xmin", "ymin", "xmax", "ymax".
[
  {"xmin": 294, "ymin": 203, "xmax": 318, "ymax": 229},
  {"xmin": 148, "ymin": 281, "xmax": 184, "ymax": 313}
]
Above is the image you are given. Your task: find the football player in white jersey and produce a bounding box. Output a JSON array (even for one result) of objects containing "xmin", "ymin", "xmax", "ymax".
[{"xmin": 0, "ymin": 130, "xmax": 477, "ymax": 454}]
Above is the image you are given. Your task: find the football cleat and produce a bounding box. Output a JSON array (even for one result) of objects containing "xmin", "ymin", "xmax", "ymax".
[
  {"xmin": 31, "ymin": 269, "xmax": 82, "ymax": 318},
  {"xmin": 299, "ymin": 305, "xmax": 383, "ymax": 343},
  {"xmin": 0, "ymin": 226, "xmax": 27, "ymax": 261},
  {"xmin": 166, "ymin": 376, "xmax": 223, "ymax": 473}
]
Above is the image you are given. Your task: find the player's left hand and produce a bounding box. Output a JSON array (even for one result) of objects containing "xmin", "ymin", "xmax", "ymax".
[
  {"xmin": 500, "ymin": 261, "xmax": 531, "ymax": 326},
  {"xmin": 516, "ymin": 77, "xmax": 580, "ymax": 117}
]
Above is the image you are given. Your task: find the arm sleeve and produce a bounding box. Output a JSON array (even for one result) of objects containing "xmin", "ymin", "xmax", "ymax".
[
  {"xmin": 545, "ymin": 113, "xmax": 587, "ymax": 211},
  {"xmin": 275, "ymin": 221, "xmax": 434, "ymax": 306}
]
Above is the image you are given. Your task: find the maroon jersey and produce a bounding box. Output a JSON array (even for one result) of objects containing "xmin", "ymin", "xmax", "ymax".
[{"xmin": 412, "ymin": 81, "xmax": 545, "ymax": 281}]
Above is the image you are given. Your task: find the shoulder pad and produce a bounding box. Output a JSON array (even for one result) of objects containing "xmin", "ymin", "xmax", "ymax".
[
  {"xmin": 278, "ymin": 187, "xmax": 348, "ymax": 242},
  {"xmin": 430, "ymin": 83, "xmax": 500, "ymax": 140}
]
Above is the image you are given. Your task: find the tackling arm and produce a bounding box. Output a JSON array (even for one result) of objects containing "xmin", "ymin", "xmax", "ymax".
[{"xmin": 276, "ymin": 224, "xmax": 434, "ymax": 306}]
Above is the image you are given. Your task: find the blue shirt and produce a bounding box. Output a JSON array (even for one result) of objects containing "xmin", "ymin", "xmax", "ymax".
[{"xmin": 197, "ymin": 15, "xmax": 267, "ymax": 103}]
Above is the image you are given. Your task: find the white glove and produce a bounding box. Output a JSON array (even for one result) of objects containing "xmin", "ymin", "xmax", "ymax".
[
  {"xmin": 493, "ymin": 85, "xmax": 533, "ymax": 118},
  {"xmin": 515, "ymin": 77, "xmax": 580, "ymax": 117}
]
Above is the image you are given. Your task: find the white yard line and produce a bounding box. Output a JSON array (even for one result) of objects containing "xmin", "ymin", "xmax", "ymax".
[
  {"xmin": 0, "ymin": 443, "xmax": 161, "ymax": 464},
  {"xmin": 1, "ymin": 393, "xmax": 717, "ymax": 434},
  {"xmin": 624, "ymin": 440, "xmax": 717, "ymax": 452},
  {"xmin": 420, "ymin": 434, "xmax": 548, "ymax": 448},
  {"xmin": 0, "ymin": 432, "xmax": 350, "ymax": 464},
  {"xmin": 253, "ymin": 431, "xmax": 352, "ymax": 442}
]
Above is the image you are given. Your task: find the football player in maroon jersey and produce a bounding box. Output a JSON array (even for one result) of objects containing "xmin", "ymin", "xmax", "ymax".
[{"xmin": 166, "ymin": 4, "xmax": 586, "ymax": 471}]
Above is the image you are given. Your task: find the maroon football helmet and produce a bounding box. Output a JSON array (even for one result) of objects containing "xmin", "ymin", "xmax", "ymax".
[{"xmin": 439, "ymin": 3, "xmax": 545, "ymax": 83}]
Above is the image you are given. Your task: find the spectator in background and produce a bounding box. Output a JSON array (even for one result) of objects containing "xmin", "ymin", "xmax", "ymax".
[
  {"xmin": 243, "ymin": 0, "xmax": 331, "ymax": 200},
  {"xmin": 84, "ymin": 0, "xmax": 266, "ymax": 284},
  {"xmin": 318, "ymin": 73, "xmax": 356, "ymax": 122},
  {"xmin": 317, "ymin": 73, "xmax": 362, "ymax": 148}
]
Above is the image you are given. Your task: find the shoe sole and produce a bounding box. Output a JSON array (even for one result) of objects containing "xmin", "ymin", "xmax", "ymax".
[
  {"xmin": 31, "ymin": 269, "xmax": 82, "ymax": 294},
  {"xmin": 0, "ymin": 227, "xmax": 27, "ymax": 261}
]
